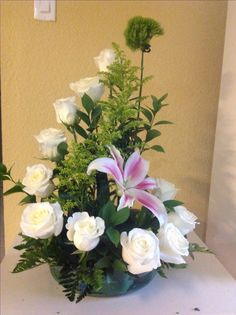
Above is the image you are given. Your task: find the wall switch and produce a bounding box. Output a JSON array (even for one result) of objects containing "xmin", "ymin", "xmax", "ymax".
[{"xmin": 34, "ymin": 0, "xmax": 56, "ymax": 21}]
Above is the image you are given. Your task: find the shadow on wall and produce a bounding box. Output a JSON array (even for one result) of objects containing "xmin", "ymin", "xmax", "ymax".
[
  {"xmin": 207, "ymin": 67, "xmax": 236, "ymax": 278},
  {"xmin": 220, "ymin": 72, "xmax": 235, "ymax": 100},
  {"xmin": 0, "ymin": 85, "xmax": 5, "ymax": 261}
]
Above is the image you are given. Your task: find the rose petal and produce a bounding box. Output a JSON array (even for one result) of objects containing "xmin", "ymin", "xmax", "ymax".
[
  {"xmin": 127, "ymin": 188, "xmax": 168, "ymax": 226},
  {"xmin": 124, "ymin": 151, "xmax": 149, "ymax": 188},
  {"xmin": 160, "ymin": 252, "xmax": 186, "ymax": 264},
  {"xmin": 87, "ymin": 157, "xmax": 123, "ymax": 186}
]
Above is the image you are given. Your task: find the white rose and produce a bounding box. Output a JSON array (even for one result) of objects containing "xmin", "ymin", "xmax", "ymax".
[
  {"xmin": 94, "ymin": 48, "xmax": 116, "ymax": 72},
  {"xmin": 53, "ymin": 96, "xmax": 77, "ymax": 125},
  {"xmin": 66, "ymin": 212, "xmax": 105, "ymax": 251},
  {"xmin": 22, "ymin": 164, "xmax": 54, "ymax": 198},
  {"xmin": 154, "ymin": 178, "xmax": 177, "ymax": 202},
  {"xmin": 120, "ymin": 228, "xmax": 161, "ymax": 275},
  {"xmin": 35, "ymin": 128, "xmax": 67, "ymax": 160},
  {"xmin": 168, "ymin": 206, "xmax": 198, "ymax": 235},
  {"xmin": 69, "ymin": 76, "xmax": 104, "ymax": 102},
  {"xmin": 158, "ymin": 223, "xmax": 189, "ymax": 264},
  {"xmin": 20, "ymin": 202, "xmax": 63, "ymax": 239}
]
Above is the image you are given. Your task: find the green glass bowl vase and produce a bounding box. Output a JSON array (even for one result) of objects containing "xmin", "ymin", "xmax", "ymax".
[{"xmin": 50, "ymin": 265, "xmax": 156, "ymax": 297}]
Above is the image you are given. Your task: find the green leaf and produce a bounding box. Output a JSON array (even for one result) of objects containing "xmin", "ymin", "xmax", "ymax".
[
  {"xmin": 136, "ymin": 207, "xmax": 155, "ymax": 228},
  {"xmin": 163, "ymin": 200, "xmax": 183, "ymax": 208},
  {"xmin": 91, "ymin": 106, "xmax": 102, "ymax": 120},
  {"xmin": 19, "ymin": 195, "xmax": 36, "ymax": 205},
  {"xmin": 146, "ymin": 129, "xmax": 161, "ymax": 142},
  {"xmin": 98, "ymin": 201, "xmax": 130, "ymax": 227},
  {"xmin": 77, "ymin": 110, "xmax": 90, "ymax": 126},
  {"xmin": 141, "ymin": 107, "xmax": 153, "ymax": 122},
  {"xmin": 95, "ymin": 256, "xmax": 111, "ymax": 269},
  {"xmin": 110, "ymin": 207, "xmax": 130, "ymax": 226},
  {"xmin": 106, "ymin": 227, "xmax": 120, "ymax": 247},
  {"xmin": 189, "ymin": 243, "xmax": 212, "ymax": 259},
  {"xmin": 81, "ymin": 94, "xmax": 94, "ymax": 114},
  {"xmin": 74, "ymin": 125, "xmax": 88, "ymax": 139},
  {"xmin": 159, "ymin": 93, "xmax": 168, "ymax": 102},
  {"xmin": 168, "ymin": 263, "xmax": 187, "ymax": 269},
  {"xmin": 113, "ymin": 259, "xmax": 127, "ymax": 272},
  {"xmin": 4, "ymin": 183, "xmax": 24, "ymax": 196},
  {"xmin": 0, "ymin": 163, "xmax": 7, "ymax": 175},
  {"xmin": 57, "ymin": 142, "xmax": 68, "ymax": 157},
  {"xmin": 157, "ymin": 267, "xmax": 167, "ymax": 278},
  {"xmin": 98, "ymin": 201, "xmax": 116, "ymax": 224},
  {"xmin": 151, "ymin": 95, "xmax": 161, "ymax": 113},
  {"xmin": 151, "ymin": 145, "xmax": 165, "ymax": 153},
  {"xmin": 154, "ymin": 120, "xmax": 173, "ymax": 126},
  {"xmin": 0, "ymin": 174, "xmax": 11, "ymax": 181},
  {"xmin": 151, "ymin": 94, "xmax": 168, "ymax": 113}
]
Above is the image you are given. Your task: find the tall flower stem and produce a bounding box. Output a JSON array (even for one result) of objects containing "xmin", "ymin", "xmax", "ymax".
[
  {"xmin": 137, "ymin": 50, "xmax": 144, "ymax": 119},
  {"xmin": 71, "ymin": 127, "xmax": 77, "ymax": 142}
]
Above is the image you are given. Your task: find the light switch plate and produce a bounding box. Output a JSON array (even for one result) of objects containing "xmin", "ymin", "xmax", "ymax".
[{"xmin": 34, "ymin": 0, "xmax": 56, "ymax": 21}]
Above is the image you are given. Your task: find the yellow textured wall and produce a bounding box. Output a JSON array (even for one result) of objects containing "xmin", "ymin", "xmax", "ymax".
[{"xmin": 1, "ymin": 1, "xmax": 227, "ymax": 250}]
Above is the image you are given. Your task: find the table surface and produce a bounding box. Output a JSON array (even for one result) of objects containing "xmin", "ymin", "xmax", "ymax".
[{"xmin": 1, "ymin": 233, "xmax": 236, "ymax": 315}]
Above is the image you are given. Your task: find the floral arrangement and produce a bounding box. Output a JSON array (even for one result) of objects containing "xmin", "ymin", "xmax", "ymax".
[{"xmin": 1, "ymin": 16, "xmax": 210, "ymax": 303}]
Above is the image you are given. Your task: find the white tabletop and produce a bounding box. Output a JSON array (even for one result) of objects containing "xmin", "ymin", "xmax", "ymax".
[{"xmin": 1, "ymin": 233, "xmax": 236, "ymax": 315}]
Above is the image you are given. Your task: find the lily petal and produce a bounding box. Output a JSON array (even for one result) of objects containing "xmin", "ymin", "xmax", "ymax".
[
  {"xmin": 124, "ymin": 151, "xmax": 149, "ymax": 188},
  {"xmin": 127, "ymin": 188, "xmax": 168, "ymax": 226},
  {"xmin": 135, "ymin": 177, "xmax": 157, "ymax": 190},
  {"xmin": 117, "ymin": 193, "xmax": 135, "ymax": 210},
  {"xmin": 108, "ymin": 145, "xmax": 124, "ymax": 174},
  {"xmin": 87, "ymin": 157, "xmax": 123, "ymax": 186}
]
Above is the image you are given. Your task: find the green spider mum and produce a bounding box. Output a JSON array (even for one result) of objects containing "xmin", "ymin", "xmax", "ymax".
[{"xmin": 124, "ymin": 16, "xmax": 164, "ymax": 52}]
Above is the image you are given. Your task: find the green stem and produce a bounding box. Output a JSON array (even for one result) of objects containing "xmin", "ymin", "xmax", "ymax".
[
  {"xmin": 140, "ymin": 115, "xmax": 155, "ymax": 154},
  {"xmin": 137, "ymin": 50, "xmax": 144, "ymax": 119},
  {"xmin": 72, "ymin": 128, "xmax": 77, "ymax": 142},
  {"xmin": 109, "ymin": 81, "xmax": 113, "ymax": 99}
]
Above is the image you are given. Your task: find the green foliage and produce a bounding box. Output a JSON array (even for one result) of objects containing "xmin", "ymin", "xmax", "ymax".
[
  {"xmin": 189, "ymin": 243, "xmax": 212, "ymax": 259},
  {"xmin": 163, "ymin": 200, "xmax": 184, "ymax": 213},
  {"xmin": 19, "ymin": 195, "xmax": 36, "ymax": 205},
  {"xmin": 57, "ymin": 142, "xmax": 69, "ymax": 159},
  {"xmin": 151, "ymin": 145, "xmax": 165, "ymax": 153},
  {"xmin": 13, "ymin": 235, "xmax": 56, "ymax": 273},
  {"xmin": 95, "ymin": 256, "xmax": 111, "ymax": 269},
  {"xmin": 135, "ymin": 207, "xmax": 160, "ymax": 232},
  {"xmin": 0, "ymin": 163, "xmax": 15, "ymax": 182},
  {"xmin": 157, "ymin": 262, "xmax": 187, "ymax": 279},
  {"xmin": 124, "ymin": 16, "xmax": 164, "ymax": 51},
  {"xmin": 98, "ymin": 44, "xmax": 142, "ymax": 155},
  {"xmin": 3, "ymin": 182, "xmax": 24, "ymax": 196},
  {"xmin": 59, "ymin": 264, "xmax": 104, "ymax": 303},
  {"xmin": 113, "ymin": 259, "xmax": 128, "ymax": 272},
  {"xmin": 106, "ymin": 227, "xmax": 120, "ymax": 247},
  {"xmin": 99, "ymin": 201, "xmax": 130, "ymax": 227},
  {"xmin": 0, "ymin": 163, "xmax": 10, "ymax": 181},
  {"xmin": 56, "ymin": 141, "xmax": 98, "ymax": 213}
]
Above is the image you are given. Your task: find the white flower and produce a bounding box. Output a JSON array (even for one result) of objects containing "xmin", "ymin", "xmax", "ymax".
[
  {"xmin": 158, "ymin": 223, "xmax": 189, "ymax": 264},
  {"xmin": 168, "ymin": 206, "xmax": 198, "ymax": 235},
  {"xmin": 35, "ymin": 128, "xmax": 66, "ymax": 160},
  {"xmin": 154, "ymin": 178, "xmax": 177, "ymax": 202},
  {"xmin": 120, "ymin": 228, "xmax": 161, "ymax": 275},
  {"xmin": 69, "ymin": 76, "xmax": 104, "ymax": 102},
  {"xmin": 22, "ymin": 164, "xmax": 54, "ymax": 198},
  {"xmin": 20, "ymin": 202, "xmax": 63, "ymax": 239},
  {"xmin": 94, "ymin": 48, "xmax": 116, "ymax": 72},
  {"xmin": 53, "ymin": 96, "xmax": 77, "ymax": 125},
  {"xmin": 66, "ymin": 212, "xmax": 105, "ymax": 251}
]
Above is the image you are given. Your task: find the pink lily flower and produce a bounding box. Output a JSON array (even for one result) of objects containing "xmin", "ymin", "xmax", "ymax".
[{"xmin": 87, "ymin": 146, "xmax": 167, "ymax": 226}]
